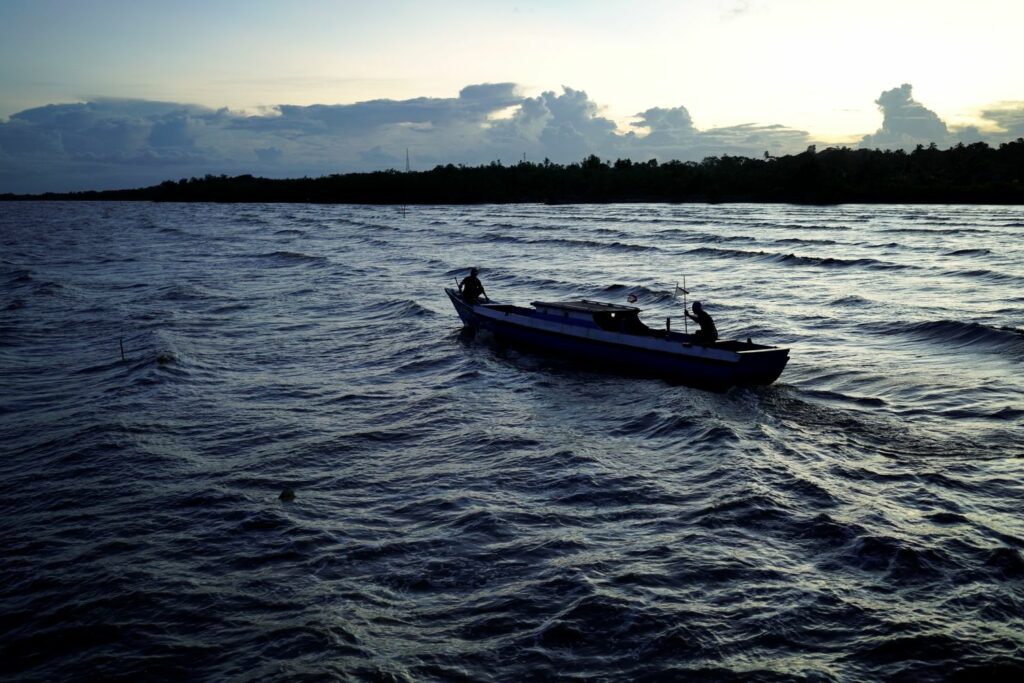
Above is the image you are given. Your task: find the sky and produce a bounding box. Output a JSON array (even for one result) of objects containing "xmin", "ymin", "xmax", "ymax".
[{"xmin": 1, "ymin": 0, "xmax": 1022, "ymax": 193}]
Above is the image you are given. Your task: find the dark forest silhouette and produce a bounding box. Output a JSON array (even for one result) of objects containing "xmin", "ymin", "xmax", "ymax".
[{"xmin": 4, "ymin": 140, "xmax": 1023, "ymax": 204}]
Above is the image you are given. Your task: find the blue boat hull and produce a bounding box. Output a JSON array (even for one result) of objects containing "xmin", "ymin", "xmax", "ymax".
[{"xmin": 446, "ymin": 289, "xmax": 788, "ymax": 388}]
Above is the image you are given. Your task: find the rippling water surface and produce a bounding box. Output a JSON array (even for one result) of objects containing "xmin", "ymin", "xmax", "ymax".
[{"xmin": 2, "ymin": 201, "xmax": 1023, "ymax": 681}]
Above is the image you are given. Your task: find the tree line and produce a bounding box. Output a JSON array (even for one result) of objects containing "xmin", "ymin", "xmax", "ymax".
[{"xmin": 5, "ymin": 139, "xmax": 1023, "ymax": 204}]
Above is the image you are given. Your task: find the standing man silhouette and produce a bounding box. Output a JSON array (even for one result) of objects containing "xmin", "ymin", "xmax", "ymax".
[{"xmin": 458, "ymin": 268, "xmax": 489, "ymax": 304}]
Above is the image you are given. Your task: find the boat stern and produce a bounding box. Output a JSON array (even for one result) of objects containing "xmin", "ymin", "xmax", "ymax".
[{"xmin": 735, "ymin": 347, "xmax": 790, "ymax": 385}]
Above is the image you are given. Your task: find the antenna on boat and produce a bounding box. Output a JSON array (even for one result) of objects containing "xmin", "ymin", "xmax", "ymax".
[
  {"xmin": 674, "ymin": 277, "xmax": 689, "ymax": 335},
  {"xmin": 683, "ymin": 276, "xmax": 688, "ymax": 335}
]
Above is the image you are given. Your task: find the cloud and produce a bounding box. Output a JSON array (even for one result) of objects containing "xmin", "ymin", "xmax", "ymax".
[
  {"xmin": 358, "ymin": 145, "xmax": 401, "ymax": 166},
  {"xmin": 1, "ymin": 99, "xmax": 217, "ymax": 162},
  {"xmin": 254, "ymin": 146, "xmax": 283, "ymax": 163},
  {"xmin": 148, "ymin": 113, "xmax": 200, "ymax": 148},
  {"xmin": 860, "ymin": 83, "xmax": 949, "ymax": 149},
  {"xmin": 627, "ymin": 106, "xmax": 809, "ymax": 161},
  {"xmin": 1, "ymin": 81, "xmax": 1014, "ymax": 194},
  {"xmin": 234, "ymin": 82, "xmax": 522, "ymax": 135},
  {"xmin": 858, "ymin": 85, "xmax": 1024, "ymax": 151},
  {"xmin": 633, "ymin": 106, "xmax": 697, "ymax": 141},
  {"xmin": 978, "ymin": 102, "xmax": 1024, "ymax": 139},
  {"xmin": 0, "ymin": 118, "xmax": 64, "ymax": 157},
  {"xmin": 481, "ymin": 86, "xmax": 624, "ymax": 161},
  {"xmin": 0, "ymin": 83, "xmax": 809, "ymax": 192}
]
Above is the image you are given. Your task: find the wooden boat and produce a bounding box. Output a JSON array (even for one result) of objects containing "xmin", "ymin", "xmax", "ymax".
[{"xmin": 445, "ymin": 288, "xmax": 789, "ymax": 387}]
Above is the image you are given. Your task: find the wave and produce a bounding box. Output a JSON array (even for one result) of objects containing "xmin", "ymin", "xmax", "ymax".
[
  {"xmin": 874, "ymin": 319, "xmax": 1024, "ymax": 356},
  {"xmin": 158, "ymin": 285, "xmax": 213, "ymax": 302},
  {"xmin": 800, "ymin": 387, "xmax": 887, "ymax": 408},
  {"xmin": 482, "ymin": 233, "xmax": 660, "ymax": 253},
  {"xmin": 0, "ymin": 271, "xmax": 66, "ymax": 309},
  {"xmin": 737, "ymin": 221, "xmax": 852, "ymax": 232},
  {"xmin": 944, "ymin": 248, "xmax": 993, "ymax": 256},
  {"xmin": 252, "ymin": 251, "xmax": 328, "ymax": 266},
  {"xmin": 591, "ymin": 227, "xmax": 631, "ymax": 238},
  {"xmin": 4, "ymin": 269, "xmax": 34, "ymax": 286},
  {"xmin": 937, "ymin": 405, "xmax": 1024, "ymax": 421},
  {"xmin": 844, "ymin": 533, "xmax": 949, "ymax": 580},
  {"xmin": 598, "ymin": 283, "xmax": 676, "ymax": 304},
  {"xmin": 683, "ymin": 246, "xmax": 910, "ymax": 270},
  {"xmin": 774, "ymin": 237, "xmax": 839, "ymax": 246},
  {"xmin": 703, "ymin": 234, "xmax": 759, "ymax": 243},
  {"xmin": 609, "ymin": 410, "xmax": 715, "ymax": 441},
  {"xmin": 941, "ymin": 268, "xmax": 1024, "ymax": 286},
  {"xmin": 236, "ymin": 212, "xmax": 273, "ymax": 226},
  {"xmin": 830, "ymin": 295, "xmax": 871, "ymax": 307},
  {"xmin": 210, "ymin": 302, "xmax": 252, "ymax": 314},
  {"xmin": 880, "ymin": 227, "xmax": 991, "ymax": 235},
  {"xmin": 777, "ymin": 253, "xmax": 908, "ymax": 270},
  {"xmin": 654, "ymin": 228, "xmax": 758, "ymax": 243},
  {"xmin": 361, "ymin": 298, "xmax": 436, "ymax": 319}
]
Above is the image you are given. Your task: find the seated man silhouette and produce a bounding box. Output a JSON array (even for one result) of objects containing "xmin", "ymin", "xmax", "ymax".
[{"xmin": 685, "ymin": 301, "xmax": 718, "ymax": 346}]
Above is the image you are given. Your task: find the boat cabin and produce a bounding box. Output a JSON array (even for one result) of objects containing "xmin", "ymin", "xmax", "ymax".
[{"xmin": 531, "ymin": 300, "xmax": 655, "ymax": 335}]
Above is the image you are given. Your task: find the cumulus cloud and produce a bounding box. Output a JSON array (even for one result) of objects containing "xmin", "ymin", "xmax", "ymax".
[
  {"xmin": 482, "ymin": 86, "xmax": 624, "ymax": 161},
  {"xmin": 858, "ymin": 84, "xmax": 1024, "ymax": 151},
  {"xmin": 633, "ymin": 106, "xmax": 697, "ymax": 141},
  {"xmin": 2, "ymin": 81, "xmax": 1013, "ymax": 194},
  {"xmin": 860, "ymin": 83, "xmax": 949, "ymax": 149},
  {"xmin": 9, "ymin": 100, "xmax": 216, "ymax": 158}
]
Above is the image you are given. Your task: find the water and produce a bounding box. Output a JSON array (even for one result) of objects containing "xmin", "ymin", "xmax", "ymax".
[{"xmin": 1, "ymin": 201, "xmax": 1022, "ymax": 681}]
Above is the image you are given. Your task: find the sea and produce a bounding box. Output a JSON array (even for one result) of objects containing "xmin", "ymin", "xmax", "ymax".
[{"xmin": 1, "ymin": 201, "xmax": 1022, "ymax": 681}]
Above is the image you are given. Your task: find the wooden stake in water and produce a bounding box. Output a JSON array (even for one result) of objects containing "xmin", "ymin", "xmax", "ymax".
[{"xmin": 119, "ymin": 337, "xmax": 125, "ymax": 361}]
